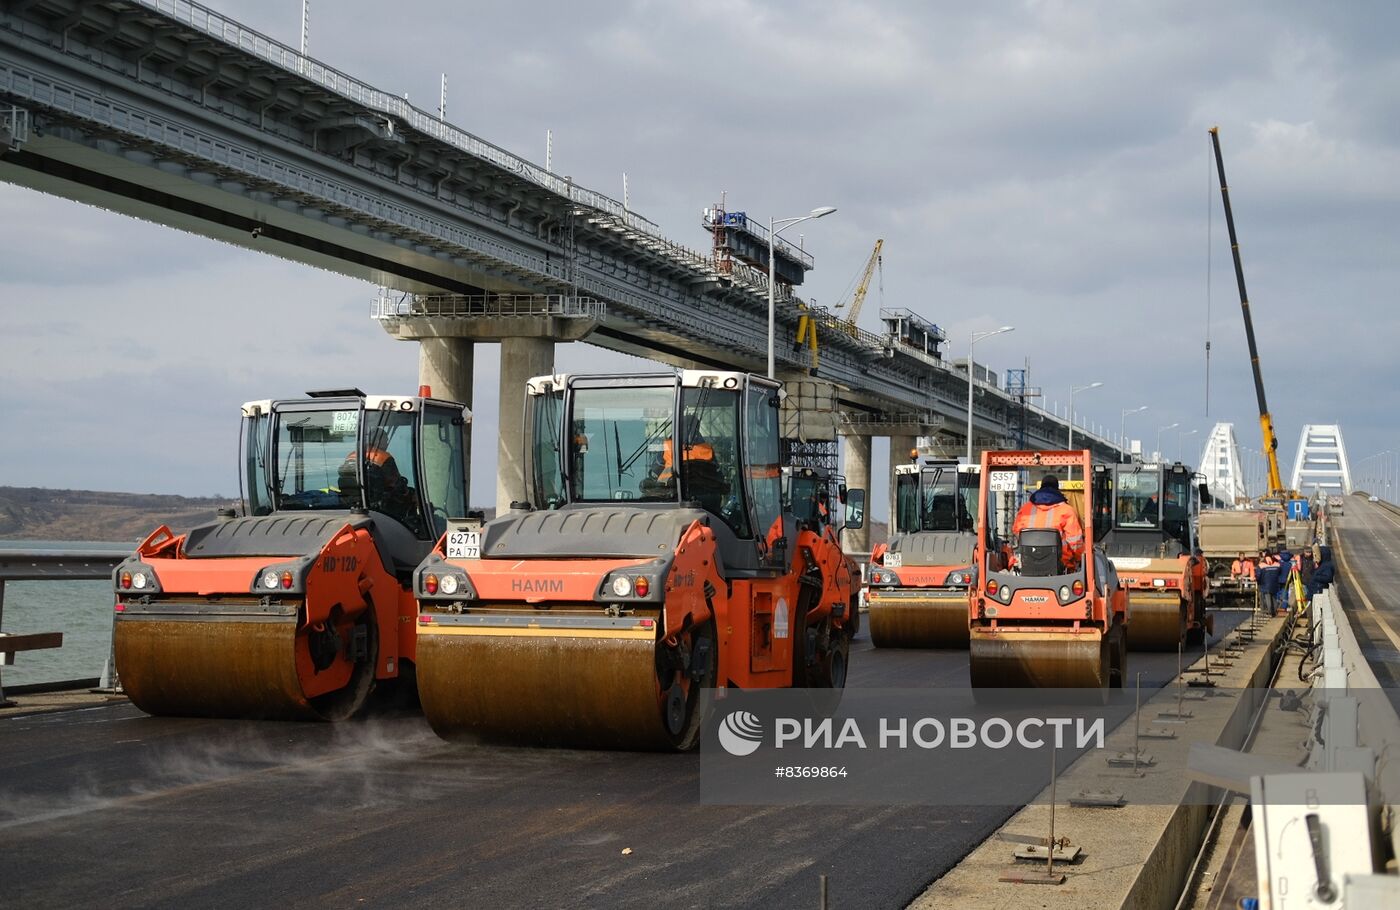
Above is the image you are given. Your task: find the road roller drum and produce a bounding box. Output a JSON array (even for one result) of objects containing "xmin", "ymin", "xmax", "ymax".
[{"xmin": 867, "ymin": 593, "xmax": 970, "ymax": 648}]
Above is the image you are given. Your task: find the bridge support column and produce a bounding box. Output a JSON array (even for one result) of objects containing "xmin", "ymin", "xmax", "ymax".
[
  {"xmin": 418, "ymin": 338, "xmax": 475, "ymax": 505},
  {"xmin": 888, "ymin": 433, "xmax": 917, "ymax": 526},
  {"xmin": 497, "ymin": 336, "xmax": 555, "ymax": 514},
  {"xmin": 842, "ymin": 433, "xmax": 873, "ymax": 555}
]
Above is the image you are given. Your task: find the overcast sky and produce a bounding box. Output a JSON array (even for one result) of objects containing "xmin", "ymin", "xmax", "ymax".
[{"xmin": 3, "ymin": 0, "xmax": 1398, "ymax": 517}]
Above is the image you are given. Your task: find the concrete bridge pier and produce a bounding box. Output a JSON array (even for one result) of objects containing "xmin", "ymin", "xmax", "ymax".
[
  {"xmin": 841, "ymin": 433, "xmax": 873, "ymax": 554},
  {"xmin": 418, "ymin": 337, "xmax": 475, "ymax": 480},
  {"xmin": 497, "ymin": 336, "xmax": 556, "ymax": 513},
  {"xmin": 888, "ymin": 432, "xmax": 917, "ymax": 522}
]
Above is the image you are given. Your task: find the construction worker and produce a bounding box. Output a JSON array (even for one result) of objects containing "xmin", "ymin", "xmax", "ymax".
[
  {"xmin": 1278, "ymin": 548, "xmax": 1295, "ymax": 611},
  {"xmin": 656, "ymin": 415, "xmax": 715, "ymax": 484},
  {"xmin": 341, "ymin": 428, "xmax": 418, "ymax": 528},
  {"xmin": 653, "ymin": 415, "xmax": 730, "ymax": 513},
  {"xmin": 1257, "ymin": 550, "xmax": 1281, "ymax": 614},
  {"xmin": 1308, "ymin": 546, "xmax": 1335, "ymax": 599},
  {"xmin": 1184, "ymin": 547, "xmax": 1209, "ymax": 626},
  {"xmin": 1012, "ymin": 475, "xmax": 1085, "ymax": 570},
  {"xmin": 1231, "ymin": 552, "xmax": 1256, "ymax": 583}
]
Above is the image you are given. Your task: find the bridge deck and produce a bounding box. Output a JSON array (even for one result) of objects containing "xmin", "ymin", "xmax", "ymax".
[
  {"xmin": 1332, "ymin": 497, "xmax": 1400, "ymax": 711},
  {"xmin": 0, "ymin": 630, "xmax": 1237, "ymax": 909}
]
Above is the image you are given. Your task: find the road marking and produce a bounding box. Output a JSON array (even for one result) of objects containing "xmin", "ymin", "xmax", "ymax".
[{"xmin": 1333, "ymin": 525, "xmax": 1400, "ymax": 652}]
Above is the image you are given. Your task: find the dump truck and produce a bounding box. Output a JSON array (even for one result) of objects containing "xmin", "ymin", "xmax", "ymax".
[
  {"xmin": 1093, "ymin": 462, "xmax": 1213, "ymax": 648},
  {"xmin": 413, "ymin": 370, "xmax": 862, "ymax": 750},
  {"xmin": 968, "ymin": 450, "xmax": 1128, "ymax": 690},
  {"xmin": 113, "ymin": 389, "xmax": 470, "ymax": 720},
  {"xmin": 867, "ymin": 459, "xmax": 978, "ymax": 648},
  {"xmin": 1198, "ymin": 508, "xmax": 1268, "ymax": 605}
]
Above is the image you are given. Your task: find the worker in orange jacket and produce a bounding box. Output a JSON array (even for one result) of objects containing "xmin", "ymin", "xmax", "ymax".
[
  {"xmin": 341, "ymin": 428, "xmax": 416, "ymax": 524},
  {"xmin": 1231, "ymin": 553, "xmax": 1256, "ymax": 582},
  {"xmin": 656, "ymin": 416, "xmax": 716, "ymax": 483},
  {"xmin": 1012, "ymin": 475, "xmax": 1085, "ymax": 570}
]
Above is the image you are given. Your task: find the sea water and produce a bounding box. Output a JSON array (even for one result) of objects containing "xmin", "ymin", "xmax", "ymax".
[{"xmin": 1, "ymin": 540, "xmax": 133, "ymax": 688}]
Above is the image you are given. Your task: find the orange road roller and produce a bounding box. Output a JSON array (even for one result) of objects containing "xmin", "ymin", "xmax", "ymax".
[
  {"xmin": 113, "ymin": 388, "xmax": 470, "ymax": 720},
  {"xmin": 413, "ymin": 370, "xmax": 863, "ymax": 750},
  {"xmin": 1093, "ymin": 462, "xmax": 1214, "ymax": 649},
  {"xmin": 968, "ymin": 450, "xmax": 1129, "ymax": 690},
  {"xmin": 868, "ymin": 459, "xmax": 978, "ymax": 648}
]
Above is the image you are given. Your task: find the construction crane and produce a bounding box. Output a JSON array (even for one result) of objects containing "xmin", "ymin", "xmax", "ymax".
[
  {"xmin": 836, "ymin": 239, "xmax": 884, "ymax": 331},
  {"xmin": 1208, "ymin": 127, "xmax": 1285, "ymax": 497},
  {"xmin": 794, "ymin": 238, "xmax": 884, "ymax": 372}
]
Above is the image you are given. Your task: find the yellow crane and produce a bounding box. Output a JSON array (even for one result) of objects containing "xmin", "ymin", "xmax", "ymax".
[
  {"xmin": 796, "ymin": 239, "xmax": 883, "ymax": 372},
  {"xmin": 1209, "ymin": 128, "xmax": 1286, "ymax": 497},
  {"xmin": 838, "ymin": 239, "xmax": 883, "ymax": 331}
]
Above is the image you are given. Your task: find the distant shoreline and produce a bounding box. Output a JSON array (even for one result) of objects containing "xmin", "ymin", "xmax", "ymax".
[{"xmin": 0, "ymin": 486, "xmax": 232, "ymax": 542}]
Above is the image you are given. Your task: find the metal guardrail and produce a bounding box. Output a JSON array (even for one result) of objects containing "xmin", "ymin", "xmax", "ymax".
[
  {"xmin": 0, "ymin": 549, "xmax": 125, "ymax": 704},
  {"xmin": 1, "ymin": 104, "xmax": 28, "ymax": 150},
  {"xmin": 0, "ymin": 550, "xmax": 125, "ymax": 582},
  {"xmin": 839, "ymin": 413, "xmax": 946, "ymax": 430},
  {"xmin": 372, "ymin": 291, "xmax": 605, "ymax": 320},
  {"xmin": 130, "ymin": 0, "xmax": 665, "ymax": 239}
]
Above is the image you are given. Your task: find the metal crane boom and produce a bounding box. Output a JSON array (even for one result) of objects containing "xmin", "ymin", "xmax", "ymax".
[
  {"xmin": 840, "ymin": 239, "xmax": 884, "ymax": 327},
  {"xmin": 1209, "ymin": 126, "xmax": 1285, "ymax": 497}
]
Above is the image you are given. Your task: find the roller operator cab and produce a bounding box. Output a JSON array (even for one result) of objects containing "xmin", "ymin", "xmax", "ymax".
[
  {"xmin": 867, "ymin": 459, "xmax": 980, "ymax": 649},
  {"xmin": 1093, "ymin": 462, "xmax": 1214, "ymax": 648},
  {"xmin": 414, "ymin": 370, "xmax": 862, "ymax": 751},
  {"xmin": 113, "ymin": 390, "xmax": 471, "ymax": 720},
  {"xmin": 968, "ymin": 450, "xmax": 1129, "ymax": 691}
]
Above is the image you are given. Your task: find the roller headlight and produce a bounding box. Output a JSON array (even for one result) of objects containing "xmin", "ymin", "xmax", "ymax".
[
  {"xmin": 1059, "ymin": 585, "xmax": 1071, "ymax": 600},
  {"xmin": 261, "ymin": 570, "xmax": 280, "ymax": 590},
  {"xmin": 131, "ymin": 571, "xmax": 149, "ymax": 590},
  {"xmin": 999, "ymin": 586, "xmax": 1012, "ymax": 603},
  {"xmin": 439, "ymin": 574, "xmax": 460, "ymax": 596},
  {"xmin": 611, "ymin": 576, "xmax": 632, "ymax": 597}
]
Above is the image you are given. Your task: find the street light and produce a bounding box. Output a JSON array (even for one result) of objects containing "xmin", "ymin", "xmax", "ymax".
[
  {"xmin": 1177, "ymin": 428, "xmax": 1199, "ymax": 463},
  {"xmin": 965, "ymin": 326, "xmax": 1015, "ymax": 462},
  {"xmin": 1119, "ymin": 406, "xmax": 1147, "ymax": 463},
  {"xmin": 1067, "ymin": 382, "xmax": 1103, "ymax": 449},
  {"xmin": 767, "ymin": 206, "xmax": 837, "ymax": 379},
  {"xmin": 1155, "ymin": 423, "xmax": 1179, "ymax": 462}
]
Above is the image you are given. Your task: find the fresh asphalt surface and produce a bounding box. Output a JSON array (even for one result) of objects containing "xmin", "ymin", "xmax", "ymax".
[
  {"xmin": 1, "ymin": 615, "xmax": 1245, "ymax": 909},
  {"xmin": 1332, "ymin": 497, "xmax": 1400, "ymax": 712}
]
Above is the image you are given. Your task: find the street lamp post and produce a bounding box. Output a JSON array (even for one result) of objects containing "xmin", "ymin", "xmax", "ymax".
[
  {"xmin": 1119, "ymin": 406, "xmax": 1147, "ymax": 463},
  {"xmin": 1155, "ymin": 423, "xmax": 1179, "ymax": 463},
  {"xmin": 767, "ymin": 206, "xmax": 837, "ymax": 379},
  {"xmin": 1067, "ymin": 381, "xmax": 1103, "ymax": 449},
  {"xmin": 1177, "ymin": 428, "xmax": 1199, "ymax": 463},
  {"xmin": 965, "ymin": 326, "xmax": 1015, "ymax": 463}
]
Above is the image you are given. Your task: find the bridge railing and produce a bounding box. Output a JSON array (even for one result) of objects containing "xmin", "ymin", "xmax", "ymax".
[
  {"xmin": 0, "ymin": 549, "xmax": 126, "ymax": 702},
  {"xmin": 134, "ymin": 0, "xmax": 667, "ymax": 240},
  {"xmin": 372, "ymin": 291, "xmax": 605, "ymax": 320}
]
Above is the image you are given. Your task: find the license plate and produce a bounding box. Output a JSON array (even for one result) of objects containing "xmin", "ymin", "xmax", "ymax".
[
  {"xmin": 446, "ymin": 530, "xmax": 480, "ymax": 559},
  {"xmin": 884, "ymin": 552, "xmax": 903, "ymax": 568},
  {"xmin": 989, "ymin": 470, "xmax": 1019, "ymax": 492}
]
